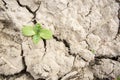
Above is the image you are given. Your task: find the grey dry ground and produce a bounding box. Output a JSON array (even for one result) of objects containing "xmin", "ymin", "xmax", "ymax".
[{"xmin": 0, "ymin": 0, "xmax": 120, "ymax": 80}]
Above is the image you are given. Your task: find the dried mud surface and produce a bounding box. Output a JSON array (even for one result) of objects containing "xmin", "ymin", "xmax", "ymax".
[{"xmin": 0, "ymin": 0, "xmax": 120, "ymax": 80}]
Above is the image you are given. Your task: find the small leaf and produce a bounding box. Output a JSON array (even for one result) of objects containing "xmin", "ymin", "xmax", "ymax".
[
  {"xmin": 34, "ymin": 23, "xmax": 42, "ymax": 34},
  {"xmin": 22, "ymin": 26, "xmax": 35, "ymax": 36},
  {"xmin": 117, "ymin": 76, "xmax": 120, "ymax": 80},
  {"xmin": 91, "ymin": 49, "xmax": 95, "ymax": 54},
  {"xmin": 40, "ymin": 29, "xmax": 52, "ymax": 39},
  {"xmin": 33, "ymin": 34, "xmax": 41, "ymax": 44}
]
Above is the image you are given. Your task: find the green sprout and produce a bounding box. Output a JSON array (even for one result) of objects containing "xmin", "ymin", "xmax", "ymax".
[
  {"xmin": 22, "ymin": 23, "xmax": 52, "ymax": 44},
  {"xmin": 117, "ymin": 76, "xmax": 120, "ymax": 80},
  {"xmin": 91, "ymin": 49, "xmax": 95, "ymax": 54}
]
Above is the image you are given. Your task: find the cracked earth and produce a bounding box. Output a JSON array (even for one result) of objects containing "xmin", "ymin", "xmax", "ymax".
[{"xmin": 0, "ymin": 0, "xmax": 120, "ymax": 80}]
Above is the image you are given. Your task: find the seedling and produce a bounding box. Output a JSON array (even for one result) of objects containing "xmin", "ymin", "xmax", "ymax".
[
  {"xmin": 91, "ymin": 49, "xmax": 95, "ymax": 54},
  {"xmin": 22, "ymin": 23, "xmax": 52, "ymax": 44},
  {"xmin": 117, "ymin": 76, "xmax": 120, "ymax": 80}
]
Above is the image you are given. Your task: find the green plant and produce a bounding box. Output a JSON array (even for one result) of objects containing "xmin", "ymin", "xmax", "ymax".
[
  {"xmin": 117, "ymin": 76, "xmax": 120, "ymax": 80},
  {"xmin": 22, "ymin": 23, "xmax": 52, "ymax": 44},
  {"xmin": 91, "ymin": 49, "xmax": 95, "ymax": 54}
]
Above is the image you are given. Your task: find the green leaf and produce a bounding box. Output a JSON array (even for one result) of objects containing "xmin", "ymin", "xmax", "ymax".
[
  {"xmin": 33, "ymin": 34, "xmax": 41, "ymax": 44},
  {"xmin": 22, "ymin": 23, "xmax": 53, "ymax": 44},
  {"xmin": 34, "ymin": 23, "xmax": 42, "ymax": 34},
  {"xmin": 117, "ymin": 76, "xmax": 120, "ymax": 80},
  {"xmin": 91, "ymin": 49, "xmax": 95, "ymax": 54},
  {"xmin": 22, "ymin": 26, "xmax": 35, "ymax": 36},
  {"xmin": 40, "ymin": 29, "xmax": 52, "ymax": 39}
]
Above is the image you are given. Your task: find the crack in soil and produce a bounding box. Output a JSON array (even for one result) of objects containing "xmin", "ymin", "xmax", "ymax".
[
  {"xmin": 90, "ymin": 56, "xmax": 120, "ymax": 67},
  {"xmin": 1, "ymin": 0, "xmax": 8, "ymax": 9},
  {"xmin": 95, "ymin": 56, "xmax": 120, "ymax": 62},
  {"xmin": 53, "ymin": 35, "xmax": 73, "ymax": 55},
  {"xmin": 16, "ymin": 0, "xmax": 47, "ymax": 53},
  {"xmin": 43, "ymin": 39, "xmax": 47, "ymax": 52},
  {"xmin": 53, "ymin": 36, "xmax": 89, "ymax": 63},
  {"xmin": 15, "ymin": 1, "xmax": 47, "ymax": 79},
  {"xmin": 94, "ymin": 77, "xmax": 114, "ymax": 80},
  {"xmin": 16, "ymin": 0, "xmax": 41, "ymax": 24},
  {"xmin": 0, "ymin": 71, "xmax": 34, "ymax": 80},
  {"xmin": 85, "ymin": 5, "xmax": 93, "ymax": 17}
]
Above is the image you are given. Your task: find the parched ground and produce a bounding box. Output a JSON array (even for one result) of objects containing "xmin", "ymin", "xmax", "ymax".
[{"xmin": 0, "ymin": 0, "xmax": 120, "ymax": 80}]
